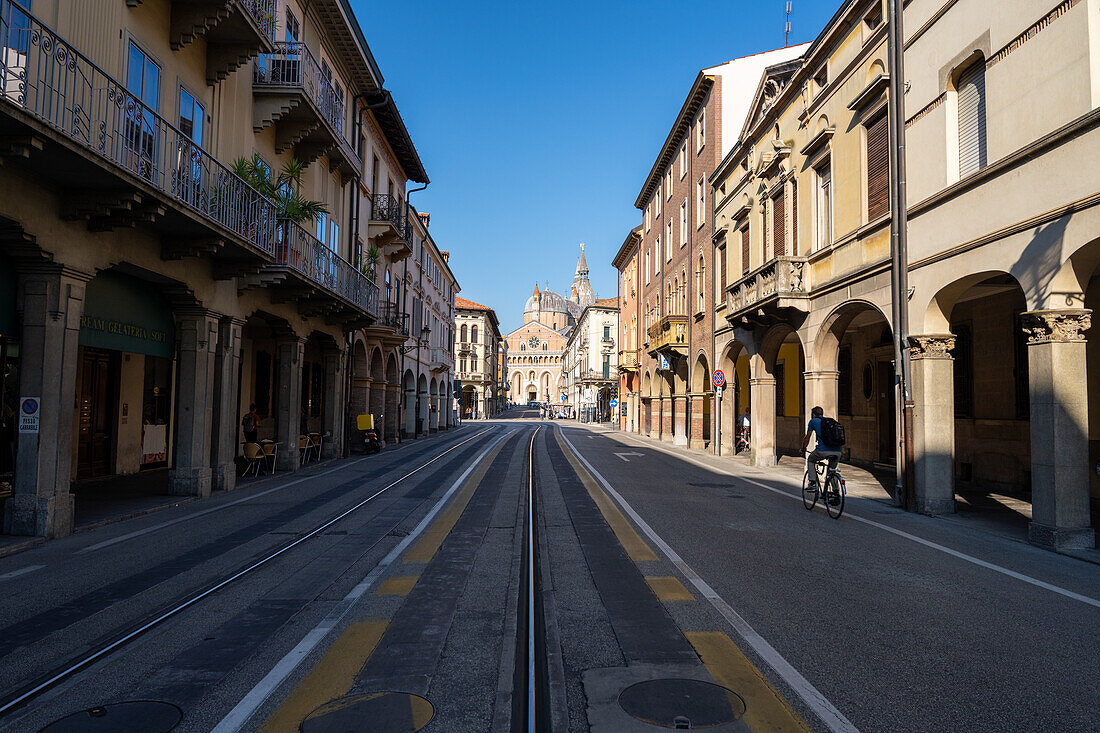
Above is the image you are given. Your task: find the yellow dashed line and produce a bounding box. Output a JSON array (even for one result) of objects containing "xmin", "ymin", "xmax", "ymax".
[
  {"xmin": 402, "ymin": 438, "xmax": 508, "ymax": 564},
  {"xmin": 645, "ymin": 576, "xmax": 695, "ymax": 602},
  {"xmin": 260, "ymin": 620, "xmax": 389, "ymax": 733},
  {"xmin": 554, "ymin": 430, "xmax": 658, "ymax": 562},
  {"xmin": 376, "ymin": 575, "xmax": 419, "ymax": 596},
  {"xmin": 686, "ymin": 631, "xmax": 812, "ymax": 733}
]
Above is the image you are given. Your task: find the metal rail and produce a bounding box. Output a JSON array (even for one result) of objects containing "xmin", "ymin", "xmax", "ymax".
[
  {"xmin": 515, "ymin": 425, "xmax": 549, "ymax": 731},
  {"xmin": 0, "ymin": 427, "xmax": 496, "ymax": 717},
  {"xmin": 277, "ymin": 219, "xmax": 379, "ymax": 315}
]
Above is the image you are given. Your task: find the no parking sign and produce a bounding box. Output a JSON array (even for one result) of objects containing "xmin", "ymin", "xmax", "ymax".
[
  {"xmin": 712, "ymin": 370, "xmax": 725, "ymax": 389},
  {"xmin": 19, "ymin": 397, "xmax": 39, "ymax": 434}
]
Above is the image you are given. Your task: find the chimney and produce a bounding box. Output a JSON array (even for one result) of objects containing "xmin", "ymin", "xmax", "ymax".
[
  {"xmin": 418, "ymin": 211, "xmax": 430, "ymax": 228},
  {"xmin": 440, "ymin": 250, "xmax": 449, "ymax": 263}
]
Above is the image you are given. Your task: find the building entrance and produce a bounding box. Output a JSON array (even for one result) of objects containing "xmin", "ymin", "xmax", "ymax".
[
  {"xmin": 77, "ymin": 347, "xmax": 117, "ymax": 480},
  {"xmin": 877, "ymin": 360, "xmax": 896, "ymax": 464}
]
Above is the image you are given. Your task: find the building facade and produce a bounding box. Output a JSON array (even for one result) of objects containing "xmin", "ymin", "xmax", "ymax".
[
  {"xmin": 707, "ymin": 0, "xmax": 1099, "ymax": 550},
  {"xmin": 614, "ymin": 227, "xmax": 642, "ymax": 432},
  {"xmin": 454, "ymin": 297, "xmax": 502, "ymax": 419},
  {"xmin": 0, "ymin": 0, "xmax": 431, "ymax": 539},
  {"xmin": 505, "ymin": 244, "xmax": 595, "ymax": 407},
  {"xmin": 562, "ymin": 299, "xmax": 620, "ymax": 421},
  {"xmin": 637, "ymin": 45, "xmax": 808, "ymax": 450}
]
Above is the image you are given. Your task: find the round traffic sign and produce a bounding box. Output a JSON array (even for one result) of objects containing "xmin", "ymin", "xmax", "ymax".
[
  {"xmin": 609, "ymin": 399, "xmax": 618, "ymax": 409},
  {"xmin": 712, "ymin": 370, "xmax": 725, "ymax": 388}
]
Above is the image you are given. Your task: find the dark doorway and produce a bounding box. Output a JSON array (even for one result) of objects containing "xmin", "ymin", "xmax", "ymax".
[
  {"xmin": 877, "ymin": 360, "xmax": 896, "ymax": 464},
  {"xmin": 78, "ymin": 347, "xmax": 118, "ymax": 480}
]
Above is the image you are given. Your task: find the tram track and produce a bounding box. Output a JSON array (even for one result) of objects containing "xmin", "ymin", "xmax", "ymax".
[{"xmin": 0, "ymin": 426, "xmax": 499, "ymax": 720}]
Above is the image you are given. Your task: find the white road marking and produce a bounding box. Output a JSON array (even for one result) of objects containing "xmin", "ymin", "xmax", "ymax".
[
  {"xmin": 614, "ymin": 452, "xmax": 644, "ymax": 462},
  {"xmin": 79, "ymin": 428, "xmax": 474, "ymax": 554},
  {"xmin": 0, "ymin": 565, "xmax": 44, "ymax": 583},
  {"xmin": 211, "ymin": 428, "xmax": 517, "ymax": 733},
  {"xmin": 558, "ymin": 429, "xmax": 859, "ymax": 733},
  {"xmin": 594, "ymin": 430, "xmax": 1100, "ymax": 610}
]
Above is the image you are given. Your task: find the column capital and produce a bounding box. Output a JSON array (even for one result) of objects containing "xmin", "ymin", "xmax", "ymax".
[
  {"xmin": 908, "ymin": 334, "xmax": 956, "ymax": 360},
  {"xmin": 1021, "ymin": 309, "xmax": 1091, "ymax": 344}
]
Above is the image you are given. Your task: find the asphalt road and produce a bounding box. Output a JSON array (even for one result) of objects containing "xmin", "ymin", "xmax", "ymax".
[{"xmin": 0, "ymin": 413, "xmax": 1096, "ymax": 732}]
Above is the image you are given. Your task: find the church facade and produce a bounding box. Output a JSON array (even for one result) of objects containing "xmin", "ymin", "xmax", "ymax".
[{"xmin": 506, "ymin": 245, "xmax": 595, "ymax": 406}]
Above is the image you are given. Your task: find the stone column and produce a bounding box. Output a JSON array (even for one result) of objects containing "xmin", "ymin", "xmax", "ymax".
[
  {"xmin": 4, "ymin": 266, "xmax": 88, "ymax": 538},
  {"xmin": 171, "ymin": 309, "xmax": 220, "ymax": 497},
  {"xmin": 908, "ymin": 335, "xmax": 956, "ymax": 514},
  {"xmin": 321, "ymin": 344, "xmax": 345, "ymax": 459},
  {"xmin": 750, "ymin": 376, "xmax": 777, "ymax": 467},
  {"xmin": 404, "ymin": 385, "xmax": 415, "ymax": 437},
  {"xmin": 720, "ymin": 382, "xmax": 735, "ymax": 455},
  {"xmin": 1022, "ymin": 309, "xmax": 1095, "ymax": 550},
  {"xmin": 211, "ymin": 317, "xmax": 243, "ymax": 492},
  {"xmin": 673, "ymin": 394, "xmax": 688, "ymax": 447},
  {"xmin": 274, "ymin": 335, "xmax": 305, "ymax": 471},
  {"xmin": 385, "ymin": 384, "xmax": 400, "ymax": 442},
  {"xmin": 803, "ymin": 370, "xmax": 839, "ymax": 423}
]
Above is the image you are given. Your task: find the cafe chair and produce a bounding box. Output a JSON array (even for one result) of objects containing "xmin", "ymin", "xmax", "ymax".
[
  {"xmin": 262, "ymin": 441, "xmax": 278, "ymax": 475},
  {"xmin": 243, "ymin": 442, "xmax": 264, "ymax": 477}
]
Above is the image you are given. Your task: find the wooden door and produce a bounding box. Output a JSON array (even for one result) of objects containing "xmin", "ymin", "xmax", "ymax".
[
  {"xmin": 77, "ymin": 348, "xmax": 115, "ymax": 480},
  {"xmin": 877, "ymin": 360, "xmax": 896, "ymax": 464}
]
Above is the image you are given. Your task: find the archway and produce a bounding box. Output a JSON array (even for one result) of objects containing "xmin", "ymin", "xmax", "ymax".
[
  {"xmin": 717, "ymin": 340, "xmax": 751, "ymax": 455},
  {"xmin": 368, "ymin": 347, "xmax": 385, "ymax": 439},
  {"xmin": 691, "ymin": 352, "xmax": 712, "ymax": 448},
  {"xmin": 429, "ymin": 377, "xmax": 439, "ymax": 431},
  {"xmin": 403, "ymin": 369, "xmax": 416, "ymax": 438},
  {"xmin": 641, "ymin": 370, "xmax": 653, "ymax": 436},
  {"xmin": 754, "ymin": 326, "xmax": 807, "ymax": 466},
  {"xmin": 417, "ymin": 372, "xmax": 429, "ymax": 435}
]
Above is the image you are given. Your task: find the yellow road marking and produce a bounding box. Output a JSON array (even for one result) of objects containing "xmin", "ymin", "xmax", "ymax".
[
  {"xmin": 260, "ymin": 620, "xmax": 389, "ymax": 733},
  {"xmin": 645, "ymin": 576, "xmax": 695, "ymax": 602},
  {"xmin": 402, "ymin": 438, "xmax": 507, "ymax": 564},
  {"xmin": 376, "ymin": 575, "xmax": 419, "ymax": 596},
  {"xmin": 686, "ymin": 631, "xmax": 812, "ymax": 733},
  {"xmin": 555, "ymin": 430, "xmax": 658, "ymax": 562}
]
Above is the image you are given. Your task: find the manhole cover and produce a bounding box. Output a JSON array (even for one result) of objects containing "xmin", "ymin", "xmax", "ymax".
[
  {"xmin": 301, "ymin": 691, "xmax": 433, "ymax": 733},
  {"xmin": 41, "ymin": 701, "xmax": 182, "ymax": 732},
  {"xmin": 619, "ymin": 678, "xmax": 745, "ymax": 729}
]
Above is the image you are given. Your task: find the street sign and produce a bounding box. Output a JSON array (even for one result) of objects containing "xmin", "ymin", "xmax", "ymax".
[
  {"xmin": 658, "ymin": 355, "xmax": 670, "ymax": 371},
  {"xmin": 19, "ymin": 397, "xmax": 39, "ymax": 434},
  {"xmin": 609, "ymin": 399, "xmax": 618, "ymax": 409},
  {"xmin": 716, "ymin": 386, "xmax": 723, "ymax": 399},
  {"xmin": 712, "ymin": 369, "xmax": 725, "ymax": 388},
  {"xmin": 561, "ymin": 395, "xmax": 567, "ymax": 402},
  {"xmin": 584, "ymin": 388, "xmax": 594, "ymax": 404}
]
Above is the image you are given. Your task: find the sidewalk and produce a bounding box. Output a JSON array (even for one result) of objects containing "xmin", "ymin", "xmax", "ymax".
[{"xmin": 559, "ymin": 419, "xmax": 1100, "ymax": 566}]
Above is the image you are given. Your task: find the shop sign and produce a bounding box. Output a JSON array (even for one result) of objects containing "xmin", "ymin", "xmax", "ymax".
[
  {"xmin": 80, "ymin": 316, "xmax": 169, "ymax": 347},
  {"xmin": 18, "ymin": 397, "xmax": 39, "ymax": 433}
]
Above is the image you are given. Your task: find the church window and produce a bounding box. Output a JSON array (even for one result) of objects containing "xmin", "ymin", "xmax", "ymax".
[
  {"xmin": 542, "ymin": 343, "xmax": 547, "ymax": 351},
  {"xmin": 520, "ymin": 343, "xmax": 525, "ymax": 351}
]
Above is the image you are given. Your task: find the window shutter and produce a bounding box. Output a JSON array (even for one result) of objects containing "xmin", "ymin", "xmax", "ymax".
[
  {"xmin": 719, "ymin": 245, "xmax": 727, "ymax": 295},
  {"xmin": 957, "ymin": 61, "xmax": 987, "ymax": 177},
  {"xmin": 866, "ymin": 111, "xmax": 889, "ymax": 221},
  {"xmin": 772, "ymin": 188, "xmax": 786, "ymax": 257},
  {"xmin": 790, "ymin": 181, "xmax": 798, "ymax": 256},
  {"xmin": 741, "ymin": 226, "xmax": 750, "ymax": 275}
]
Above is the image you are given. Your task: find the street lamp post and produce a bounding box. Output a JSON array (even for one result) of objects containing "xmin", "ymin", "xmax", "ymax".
[{"xmin": 401, "ymin": 325, "xmax": 431, "ymax": 437}]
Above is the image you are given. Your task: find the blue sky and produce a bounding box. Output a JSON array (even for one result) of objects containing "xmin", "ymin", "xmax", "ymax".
[{"xmin": 356, "ymin": 1, "xmax": 842, "ymax": 334}]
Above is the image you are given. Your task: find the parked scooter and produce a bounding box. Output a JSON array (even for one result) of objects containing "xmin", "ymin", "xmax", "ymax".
[{"xmin": 357, "ymin": 414, "xmax": 382, "ymax": 454}]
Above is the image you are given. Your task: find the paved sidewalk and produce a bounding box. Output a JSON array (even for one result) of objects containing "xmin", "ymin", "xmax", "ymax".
[{"xmin": 559, "ymin": 419, "xmax": 1100, "ymax": 565}]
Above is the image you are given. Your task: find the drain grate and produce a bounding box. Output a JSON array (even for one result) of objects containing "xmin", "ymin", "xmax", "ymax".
[
  {"xmin": 41, "ymin": 701, "xmax": 182, "ymax": 732},
  {"xmin": 301, "ymin": 691, "xmax": 433, "ymax": 732},
  {"xmin": 618, "ymin": 678, "xmax": 745, "ymax": 729}
]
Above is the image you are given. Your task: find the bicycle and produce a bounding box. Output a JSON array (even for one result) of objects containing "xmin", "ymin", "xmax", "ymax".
[
  {"xmin": 802, "ymin": 455, "xmax": 846, "ymax": 519},
  {"xmin": 736, "ymin": 425, "xmax": 750, "ymax": 454}
]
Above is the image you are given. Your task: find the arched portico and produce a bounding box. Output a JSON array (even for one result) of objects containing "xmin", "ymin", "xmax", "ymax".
[{"xmin": 690, "ymin": 351, "xmax": 712, "ymax": 449}]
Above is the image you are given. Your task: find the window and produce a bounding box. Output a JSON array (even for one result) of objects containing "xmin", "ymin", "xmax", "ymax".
[
  {"xmin": 520, "ymin": 342, "xmax": 525, "ymax": 351},
  {"xmin": 471, "ymin": 357, "xmax": 478, "ymax": 372},
  {"xmin": 316, "ymin": 211, "xmax": 327, "ymax": 243},
  {"xmin": 865, "ymin": 110, "xmax": 889, "ymax": 221},
  {"xmin": 542, "ymin": 343, "xmax": 548, "ymax": 351},
  {"xmin": 666, "ymin": 220, "xmax": 672, "ymax": 260},
  {"xmin": 696, "ymin": 176, "xmax": 705, "ymax": 228},
  {"xmin": 772, "ymin": 187, "xmax": 786, "ymax": 257},
  {"xmin": 679, "ymin": 201, "xmax": 687, "ymax": 246},
  {"xmin": 460, "ymin": 324, "xmax": 467, "ymax": 342},
  {"xmin": 666, "ymin": 168, "xmax": 673, "ymax": 199},
  {"xmin": 645, "ymin": 203, "xmax": 651, "ymax": 231},
  {"xmin": 645, "ymin": 248, "xmax": 651, "ymax": 283},
  {"xmin": 718, "ymin": 245, "xmax": 727, "ymax": 298},
  {"xmin": 329, "ymin": 220, "xmax": 339, "ymax": 252},
  {"xmin": 815, "ymin": 160, "xmax": 832, "ymax": 251},
  {"xmin": 178, "ymin": 87, "xmax": 204, "ymax": 145},
  {"xmin": 125, "ymin": 42, "xmax": 160, "ymax": 173},
  {"xmin": 680, "ymin": 142, "xmax": 687, "ymax": 178},
  {"xmin": 813, "ymin": 66, "xmax": 828, "ymax": 93},
  {"xmin": 741, "ymin": 225, "xmax": 750, "ymax": 275},
  {"xmin": 471, "ymin": 325, "xmax": 479, "ymax": 344},
  {"xmin": 790, "ymin": 180, "xmax": 798, "ymax": 256},
  {"xmin": 655, "ymin": 237, "xmax": 661, "ymax": 271},
  {"xmin": 656, "ymin": 190, "xmax": 662, "ymax": 218},
  {"xmin": 696, "ymin": 255, "xmax": 705, "ymax": 313},
  {"xmin": 285, "ymin": 7, "xmax": 300, "ymax": 42},
  {"xmin": 956, "ymin": 60, "xmax": 987, "ymax": 177},
  {"xmin": 696, "ymin": 108, "xmax": 706, "ymax": 152},
  {"xmin": 863, "ymin": 3, "xmax": 883, "ymax": 35},
  {"xmin": 603, "ymin": 325, "xmax": 610, "ymax": 340}
]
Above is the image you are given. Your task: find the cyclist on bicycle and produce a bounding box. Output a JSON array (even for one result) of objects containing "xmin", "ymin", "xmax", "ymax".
[{"xmin": 802, "ymin": 406, "xmax": 843, "ymax": 489}]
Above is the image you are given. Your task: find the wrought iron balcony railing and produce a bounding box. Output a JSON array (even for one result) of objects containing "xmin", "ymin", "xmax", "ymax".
[
  {"xmin": 617, "ymin": 350, "xmax": 639, "ymax": 370},
  {"xmin": 370, "ymin": 193, "xmax": 409, "ymax": 236},
  {"xmin": 254, "ymin": 41, "xmax": 345, "ymax": 138},
  {"xmin": 378, "ymin": 302, "xmax": 409, "ymax": 335},
  {"xmin": 0, "ymin": 0, "xmax": 277, "ymax": 253},
  {"xmin": 276, "ymin": 220, "xmax": 378, "ymax": 316},
  {"xmin": 243, "ymin": 0, "xmax": 278, "ymax": 42},
  {"xmin": 647, "ymin": 314, "xmax": 689, "ymax": 353}
]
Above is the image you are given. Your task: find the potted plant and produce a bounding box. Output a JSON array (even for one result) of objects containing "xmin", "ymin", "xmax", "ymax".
[{"xmin": 231, "ymin": 153, "xmax": 327, "ymax": 267}]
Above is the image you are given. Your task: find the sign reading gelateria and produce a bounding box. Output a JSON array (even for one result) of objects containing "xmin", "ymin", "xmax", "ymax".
[{"xmin": 78, "ymin": 272, "xmax": 175, "ymax": 359}]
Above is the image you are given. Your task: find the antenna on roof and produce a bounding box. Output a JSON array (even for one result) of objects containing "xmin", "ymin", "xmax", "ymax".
[{"xmin": 785, "ymin": 1, "xmax": 792, "ymax": 45}]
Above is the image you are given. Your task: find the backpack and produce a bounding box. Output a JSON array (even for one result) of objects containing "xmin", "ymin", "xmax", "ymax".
[
  {"xmin": 820, "ymin": 417, "xmax": 846, "ymax": 447},
  {"xmin": 241, "ymin": 412, "xmax": 257, "ymax": 432}
]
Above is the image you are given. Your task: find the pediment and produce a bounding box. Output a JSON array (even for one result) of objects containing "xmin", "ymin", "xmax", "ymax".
[{"xmin": 739, "ymin": 60, "xmax": 803, "ymax": 141}]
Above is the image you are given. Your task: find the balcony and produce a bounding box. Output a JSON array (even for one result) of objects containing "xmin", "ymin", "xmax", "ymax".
[
  {"xmin": 367, "ymin": 194, "xmax": 411, "ymax": 258},
  {"xmin": 253, "ymin": 42, "xmax": 358, "ymax": 179},
  {"xmin": 265, "ymin": 220, "xmax": 378, "ymax": 323},
  {"xmin": 580, "ymin": 368, "xmax": 613, "ymax": 383},
  {"xmin": 429, "ymin": 347, "xmax": 453, "ymax": 373},
  {"xmin": 647, "ymin": 314, "xmax": 689, "ymax": 358},
  {"xmin": 362, "ymin": 301, "xmax": 408, "ymax": 346},
  {"xmin": 150, "ymin": 0, "xmax": 277, "ymax": 84},
  {"xmin": 617, "ymin": 350, "xmax": 639, "ymax": 372},
  {"xmin": 0, "ymin": 1, "xmax": 276, "ymax": 266},
  {"xmin": 725, "ymin": 256, "xmax": 809, "ymax": 328},
  {"xmin": 456, "ymin": 371, "xmax": 489, "ymax": 384}
]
